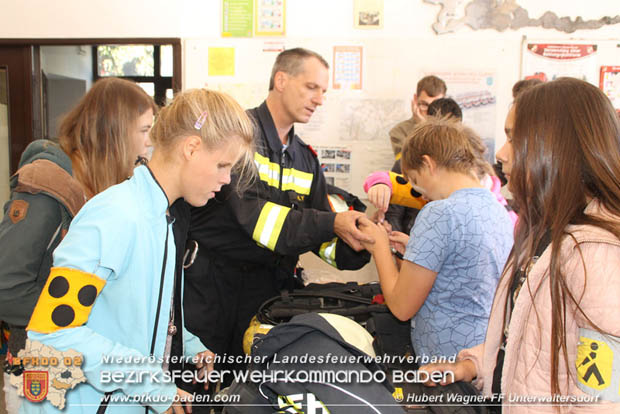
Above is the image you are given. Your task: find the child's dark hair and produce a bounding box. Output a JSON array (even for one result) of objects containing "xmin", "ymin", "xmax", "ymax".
[
  {"xmin": 427, "ymin": 97, "xmax": 462, "ymax": 120},
  {"xmin": 401, "ymin": 117, "xmax": 492, "ymax": 179}
]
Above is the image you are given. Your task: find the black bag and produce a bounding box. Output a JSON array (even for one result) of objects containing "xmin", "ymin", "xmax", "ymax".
[
  {"xmin": 256, "ymin": 281, "xmax": 413, "ymax": 361},
  {"xmin": 257, "ymin": 282, "xmax": 386, "ymax": 325}
]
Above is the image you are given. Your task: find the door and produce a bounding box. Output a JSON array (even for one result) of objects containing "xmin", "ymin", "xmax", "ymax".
[{"xmin": 0, "ymin": 46, "xmax": 34, "ymax": 177}]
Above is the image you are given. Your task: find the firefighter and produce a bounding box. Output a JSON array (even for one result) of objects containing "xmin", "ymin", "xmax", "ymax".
[{"xmin": 184, "ymin": 48, "xmax": 372, "ymax": 397}]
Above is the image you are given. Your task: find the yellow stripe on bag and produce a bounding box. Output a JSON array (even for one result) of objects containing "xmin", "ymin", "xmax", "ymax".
[
  {"xmin": 252, "ymin": 202, "xmax": 291, "ymax": 251},
  {"xmin": 27, "ymin": 267, "xmax": 106, "ymax": 334},
  {"xmin": 319, "ymin": 238, "xmax": 338, "ymax": 268}
]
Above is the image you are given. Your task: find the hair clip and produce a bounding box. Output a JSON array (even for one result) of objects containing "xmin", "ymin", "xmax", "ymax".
[{"xmin": 194, "ymin": 110, "xmax": 208, "ymax": 130}]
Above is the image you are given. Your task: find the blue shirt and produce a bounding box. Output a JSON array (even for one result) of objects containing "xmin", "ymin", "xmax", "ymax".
[{"xmin": 403, "ymin": 188, "xmax": 513, "ymax": 359}]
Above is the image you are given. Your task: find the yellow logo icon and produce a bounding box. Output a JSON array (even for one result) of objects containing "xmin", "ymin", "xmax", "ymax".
[
  {"xmin": 576, "ymin": 336, "xmax": 613, "ymax": 390},
  {"xmin": 392, "ymin": 387, "xmax": 404, "ymax": 402}
]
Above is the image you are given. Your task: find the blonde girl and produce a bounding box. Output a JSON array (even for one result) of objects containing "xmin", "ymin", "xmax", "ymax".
[{"xmin": 22, "ymin": 89, "xmax": 254, "ymax": 414}]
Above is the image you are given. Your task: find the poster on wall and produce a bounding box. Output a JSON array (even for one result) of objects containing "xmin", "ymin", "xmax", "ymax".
[
  {"xmin": 600, "ymin": 66, "xmax": 620, "ymax": 115},
  {"xmin": 521, "ymin": 43, "xmax": 599, "ymax": 85},
  {"xmin": 208, "ymin": 47, "xmax": 235, "ymax": 76},
  {"xmin": 315, "ymin": 145, "xmax": 353, "ymax": 191},
  {"xmin": 254, "ymin": 0, "xmax": 286, "ymax": 36},
  {"xmin": 431, "ymin": 71, "xmax": 497, "ymax": 162},
  {"xmin": 335, "ymin": 97, "xmax": 409, "ymax": 195},
  {"xmin": 333, "ymin": 46, "xmax": 363, "ymax": 90},
  {"xmin": 221, "ymin": 0, "xmax": 253, "ymax": 37},
  {"xmin": 354, "ymin": 0, "xmax": 383, "ymax": 29}
]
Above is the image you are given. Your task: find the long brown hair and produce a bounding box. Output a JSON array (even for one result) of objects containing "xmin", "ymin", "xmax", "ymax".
[
  {"xmin": 506, "ymin": 77, "xmax": 620, "ymax": 395},
  {"xmin": 58, "ymin": 78, "xmax": 157, "ymax": 198}
]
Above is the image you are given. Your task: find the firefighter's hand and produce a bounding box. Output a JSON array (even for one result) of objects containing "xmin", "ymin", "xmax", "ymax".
[
  {"xmin": 165, "ymin": 388, "xmax": 193, "ymax": 414},
  {"xmin": 194, "ymin": 349, "xmax": 215, "ymax": 390},
  {"xmin": 356, "ymin": 217, "xmax": 388, "ymax": 254},
  {"xmin": 334, "ymin": 210, "xmax": 374, "ymax": 251}
]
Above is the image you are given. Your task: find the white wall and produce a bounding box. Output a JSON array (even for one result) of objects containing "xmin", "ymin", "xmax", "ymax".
[
  {"xmin": 3, "ymin": 0, "xmax": 618, "ymax": 150},
  {"xmin": 2, "ymin": 0, "xmax": 619, "ymax": 39}
]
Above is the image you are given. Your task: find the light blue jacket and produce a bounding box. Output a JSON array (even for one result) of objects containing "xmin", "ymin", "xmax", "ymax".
[{"xmin": 22, "ymin": 166, "xmax": 207, "ymax": 414}]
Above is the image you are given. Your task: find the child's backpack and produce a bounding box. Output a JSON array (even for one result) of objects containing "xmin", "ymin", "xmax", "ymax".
[{"xmin": 0, "ymin": 140, "xmax": 84, "ymax": 329}]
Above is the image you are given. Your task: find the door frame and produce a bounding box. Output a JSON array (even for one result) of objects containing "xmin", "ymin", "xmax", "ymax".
[{"xmin": 0, "ymin": 38, "xmax": 182, "ymax": 174}]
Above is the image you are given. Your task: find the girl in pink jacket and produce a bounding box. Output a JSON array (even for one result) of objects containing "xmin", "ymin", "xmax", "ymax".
[{"xmin": 420, "ymin": 78, "xmax": 620, "ymax": 413}]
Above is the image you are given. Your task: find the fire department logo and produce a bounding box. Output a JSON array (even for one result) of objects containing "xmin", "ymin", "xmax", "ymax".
[
  {"xmin": 11, "ymin": 340, "xmax": 86, "ymax": 409},
  {"xmin": 23, "ymin": 371, "xmax": 49, "ymax": 403}
]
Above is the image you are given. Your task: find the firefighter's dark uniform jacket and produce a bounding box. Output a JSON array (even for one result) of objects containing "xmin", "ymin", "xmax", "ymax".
[{"xmin": 184, "ymin": 101, "xmax": 370, "ymax": 370}]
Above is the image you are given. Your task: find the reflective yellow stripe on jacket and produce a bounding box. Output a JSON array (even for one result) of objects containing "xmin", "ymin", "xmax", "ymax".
[
  {"xmin": 254, "ymin": 152, "xmax": 280, "ymax": 188},
  {"xmin": 253, "ymin": 202, "xmax": 291, "ymax": 251},
  {"xmin": 281, "ymin": 168, "xmax": 313, "ymax": 195},
  {"xmin": 254, "ymin": 152, "xmax": 313, "ymax": 195},
  {"xmin": 319, "ymin": 237, "xmax": 338, "ymax": 268}
]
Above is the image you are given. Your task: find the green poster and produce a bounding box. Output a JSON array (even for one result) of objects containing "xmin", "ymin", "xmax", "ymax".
[{"xmin": 222, "ymin": 0, "xmax": 253, "ymax": 37}]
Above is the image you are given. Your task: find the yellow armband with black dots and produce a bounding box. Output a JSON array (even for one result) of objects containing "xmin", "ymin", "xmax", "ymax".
[
  {"xmin": 388, "ymin": 172, "xmax": 427, "ymax": 210},
  {"xmin": 27, "ymin": 267, "xmax": 106, "ymax": 334}
]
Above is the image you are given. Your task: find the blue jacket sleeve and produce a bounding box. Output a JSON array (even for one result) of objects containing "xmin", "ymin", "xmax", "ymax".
[
  {"xmin": 27, "ymin": 200, "xmax": 176, "ymax": 412},
  {"xmin": 182, "ymin": 327, "xmax": 208, "ymax": 359}
]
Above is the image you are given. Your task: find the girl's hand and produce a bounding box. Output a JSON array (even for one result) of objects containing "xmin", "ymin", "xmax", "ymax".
[
  {"xmin": 388, "ymin": 231, "xmax": 409, "ymax": 255},
  {"xmin": 194, "ymin": 349, "xmax": 215, "ymax": 390},
  {"xmin": 367, "ymin": 184, "xmax": 391, "ymax": 216},
  {"xmin": 165, "ymin": 388, "xmax": 193, "ymax": 414},
  {"xmin": 357, "ymin": 217, "xmax": 389, "ymax": 254}
]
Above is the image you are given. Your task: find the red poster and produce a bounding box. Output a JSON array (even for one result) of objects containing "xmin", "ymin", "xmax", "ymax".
[
  {"xmin": 522, "ymin": 42, "xmax": 599, "ymax": 85},
  {"xmin": 527, "ymin": 44, "xmax": 597, "ymax": 60},
  {"xmin": 600, "ymin": 66, "xmax": 620, "ymax": 114}
]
